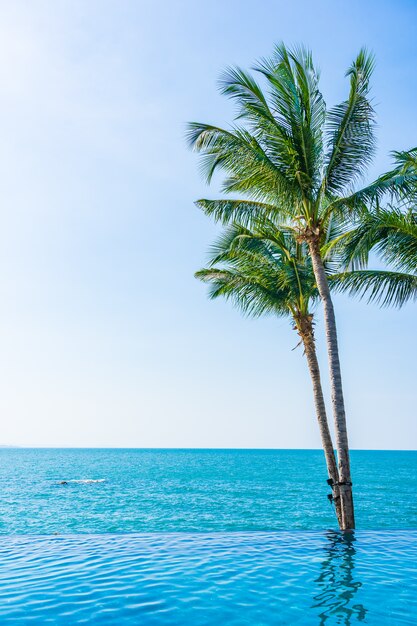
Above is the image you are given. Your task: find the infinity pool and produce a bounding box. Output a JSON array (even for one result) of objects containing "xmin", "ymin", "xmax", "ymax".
[{"xmin": 0, "ymin": 531, "xmax": 416, "ymax": 624}]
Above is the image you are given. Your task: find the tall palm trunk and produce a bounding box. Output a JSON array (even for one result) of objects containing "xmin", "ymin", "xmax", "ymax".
[
  {"xmin": 296, "ymin": 314, "xmax": 342, "ymax": 528},
  {"xmin": 308, "ymin": 239, "xmax": 355, "ymax": 531}
]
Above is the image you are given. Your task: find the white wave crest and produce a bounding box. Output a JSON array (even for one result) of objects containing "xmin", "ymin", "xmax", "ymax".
[{"xmin": 67, "ymin": 479, "xmax": 106, "ymax": 484}]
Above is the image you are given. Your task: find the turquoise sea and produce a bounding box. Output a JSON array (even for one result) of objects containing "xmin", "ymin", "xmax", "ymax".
[{"xmin": 1, "ymin": 448, "xmax": 416, "ymax": 624}]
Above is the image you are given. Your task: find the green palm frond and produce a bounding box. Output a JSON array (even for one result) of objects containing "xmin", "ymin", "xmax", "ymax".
[
  {"xmin": 320, "ymin": 214, "xmax": 351, "ymax": 273},
  {"xmin": 195, "ymin": 267, "xmax": 290, "ymax": 317},
  {"xmin": 341, "ymin": 205, "xmax": 417, "ymax": 271},
  {"xmin": 391, "ymin": 147, "xmax": 417, "ymax": 174},
  {"xmin": 186, "ymin": 122, "xmax": 299, "ymax": 202},
  {"xmin": 331, "ymin": 148, "xmax": 417, "ymax": 218},
  {"xmin": 323, "ymin": 49, "xmax": 376, "ymax": 196},
  {"xmin": 218, "ymin": 64, "xmax": 315, "ymax": 203},
  {"xmin": 330, "ymin": 269, "xmax": 417, "ymax": 308},
  {"xmin": 194, "ymin": 199, "xmax": 292, "ymax": 229},
  {"xmin": 255, "ymin": 43, "xmax": 325, "ymax": 197},
  {"xmin": 207, "ymin": 221, "xmax": 303, "ymax": 266},
  {"xmin": 196, "ymin": 221, "xmax": 320, "ymax": 322},
  {"xmin": 219, "ymin": 66, "xmax": 272, "ymax": 120}
]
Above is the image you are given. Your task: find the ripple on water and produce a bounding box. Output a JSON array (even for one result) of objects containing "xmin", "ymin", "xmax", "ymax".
[{"xmin": 0, "ymin": 531, "xmax": 416, "ymax": 624}]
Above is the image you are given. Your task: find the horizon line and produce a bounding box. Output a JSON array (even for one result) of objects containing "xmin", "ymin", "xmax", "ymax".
[{"xmin": 1, "ymin": 446, "xmax": 417, "ymax": 452}]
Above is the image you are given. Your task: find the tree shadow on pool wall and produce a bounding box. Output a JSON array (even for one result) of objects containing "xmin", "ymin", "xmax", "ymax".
[{"xmin": 312, "ymin": 531, "xmax": 368, "ymax": 625}]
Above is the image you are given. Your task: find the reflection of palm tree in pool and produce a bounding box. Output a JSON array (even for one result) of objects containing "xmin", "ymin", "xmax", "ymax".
[{"xmin": 312, "ymin": 531, "xmax": 368, "ymax": 625}]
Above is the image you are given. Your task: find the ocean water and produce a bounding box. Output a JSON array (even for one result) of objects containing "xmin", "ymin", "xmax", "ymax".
[
  {"xmin": 0, "ymin": 448, "xmax": 416, "ymax": 534},
  {"xmin": 1, "ymin": 449, "xmax": 416, "ymax": 624}
]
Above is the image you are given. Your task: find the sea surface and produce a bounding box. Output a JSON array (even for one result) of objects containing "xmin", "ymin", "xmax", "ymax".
[
  {"xmin": 0, "ymin": 449, "xmax": 416, "ymax": 624},
  {"xmin": 1, "ymin": 448, "xmax": 416, "ymax": 534}
]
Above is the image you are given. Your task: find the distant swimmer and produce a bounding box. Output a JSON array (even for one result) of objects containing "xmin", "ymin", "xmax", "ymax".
[{"xmin": 57, "ymin": 479, "xmax": 104, "ymax": 485}]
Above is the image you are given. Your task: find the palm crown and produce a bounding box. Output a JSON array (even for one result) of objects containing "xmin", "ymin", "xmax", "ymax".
[
  {"xmin": 188, "ymin": 44, "xmax": 417, "ymax": 242},
  {"xmin": 187, "ymin": 44, "xmax": 385, "ymax": 238},
  {"xmin": 195, "ymin": 222, "xmax": 318, "ymax": 324}
]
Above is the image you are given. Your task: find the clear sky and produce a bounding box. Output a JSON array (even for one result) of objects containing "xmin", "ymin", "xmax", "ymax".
[{"xmin": 0, "ymin": 0, "xmax": 415, "ymax": 449}]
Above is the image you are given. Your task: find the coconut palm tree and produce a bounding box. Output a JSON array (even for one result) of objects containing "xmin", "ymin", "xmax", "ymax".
[
  {"xmin": 195, "ymin": 221, "xmax": 343, "ymax": 526},
  {"xmin": 187, "ymin": 45, "xmax": 417, "ymax": 528},
  {"xmin": 332, "ymin": 205, "xmax": 417, "ymax": 307}
]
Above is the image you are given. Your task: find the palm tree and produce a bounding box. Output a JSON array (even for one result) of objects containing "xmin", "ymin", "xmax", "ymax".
[
  {"xmin": 195, "ymin": 221, "xmax": 343, "ymax": 526},
  {"xmin": 332, "ymin": 204, "xmax": 417, "ymax": 307},
  {"xmin": 188, "ymin": 44, "xmax": 399, "ymax": 528}
]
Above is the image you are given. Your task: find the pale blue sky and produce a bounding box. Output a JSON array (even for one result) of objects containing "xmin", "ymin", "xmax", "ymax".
[{"xmin": 0, "ymin": 0, "xmax": 415, "ymax": 448}]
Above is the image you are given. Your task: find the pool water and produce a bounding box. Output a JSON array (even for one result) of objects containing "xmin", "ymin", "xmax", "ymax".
[{"xmin": 0, "ymin": 531, "xmax": 416, "ymax": 624}]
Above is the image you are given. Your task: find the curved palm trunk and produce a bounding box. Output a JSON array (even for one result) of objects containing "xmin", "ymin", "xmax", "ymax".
[
  {"xmin": 297, "ymin": 315, "xmax": 342, "ymax": 528},
  {"xmin": 308, "ymin": 240, "xmax": 355, "ymax": 531}
]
